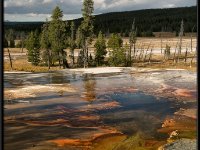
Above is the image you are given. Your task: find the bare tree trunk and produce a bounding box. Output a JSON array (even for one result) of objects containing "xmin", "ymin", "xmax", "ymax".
[
  {"xmin": 184, "ymin": 46, "xmax": 188, "ymax": 63},
  {"xmin": 129, "ymin": 44, "xmax": 132, "ymax": 66},
  {"xmin": 72, "ymin": 49, "xmax": 75, "ymax": 67},
  {"xmin": 58, "ymin": 52, "xmax": 61, "ymax": 68},
  {"xmin": 138, "ymin": 47, "xmax": 143, "ymax": 62},
  {"xmin": 83, "ymin": 43, "xmax": 86, "ymax": 69},
  {"xmin": 191, "ymin": 51, "xmax": 196, "ymax": 65},
  {"xmin": 86, "ymin": 46, "xmax": 89, "ymax": 68},
  {"xmin": 133, "ymin": 43, "xmax": 136, "ymax": 57},
  {"xmin": 48, "ymin": 51, "xmax": 50, "ymax": 71},
  {"xmin": 161, "ymin": 36, "xmax": 162, "ymax": 54},
  {"xmin": 21, "ymin": 41, "xmax": 24, "ymax": 53},
  {"xmin": 191, "ymin": 25, "xmax": 195, "ymax": 52},
  {"xmin": 143, "ymin": 43, "xmax": 151, "ymax": 62},
  {"xmin": 148, "ymin": 49, "xmax": 153, "ymax": 64},
  {"xmin": 134, "ymin": 43, "xmax": 142, "ymax": 61},
  {"xmin": 173, "ymin": 42, "xmax": 178, "ymax": 63},
  {"xmin": 191, "ymin": 35, "xmax": 192, "ymax": 52},
  {"xmin": 177, "ymin": 51, "xmax": 180, "ymax": 63},
  {"xmin": 138, "ymin": 45, "xmax": 145, "ymax": 62},
  {"xmin": 7, "ymin": 48, "xmax": 13, "ymax": 70},
  {"xmin": 178, "ymin": 20, "xmax": 184, "ymax": 62},
  {"xmin": 143, "ymin": 48, "xmax": 148, "ymax": 63}
]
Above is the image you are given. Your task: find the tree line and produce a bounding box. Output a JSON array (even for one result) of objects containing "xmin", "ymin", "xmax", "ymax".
[
  {"xmin": 4, "ymin": 1, "xmax": 196, "ymax": 70},
  {"xmin": 4, "ymin": 6, "xmax": 197, "ymax": 36}
]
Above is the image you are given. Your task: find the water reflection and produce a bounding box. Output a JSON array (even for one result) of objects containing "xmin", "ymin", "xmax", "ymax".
[
  {"xmin": 4, "ymin": 70, "xmax": 197, "ymax": 150},
  {"xmin": 82, "ymin": 74, "xmax": 97, "ymax": 103},
  {"xmin": 50, "ymin": 72, "xmax": 70, "ymax": 84}
]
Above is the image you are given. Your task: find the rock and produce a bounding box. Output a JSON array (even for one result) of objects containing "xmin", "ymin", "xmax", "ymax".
[
  {"xmin": 159, "ymin": 139, "xmax": 197, "ymax": 150},
  {"xmin": 169, "ymin": 130, "xmax": 178, "ymax": 139},
  {"xmin": 162, "ymin": 119, "xmax": 175, "ymax": 127}
]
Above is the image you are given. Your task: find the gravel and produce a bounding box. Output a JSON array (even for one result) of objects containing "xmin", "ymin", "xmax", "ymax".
[{"xmin": 160, "ymin": 139, "xmax": 197, "ymax": 150}]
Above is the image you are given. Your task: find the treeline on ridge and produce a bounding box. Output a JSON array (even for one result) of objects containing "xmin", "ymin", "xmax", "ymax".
[{"xmin": 4, "ymin": 6, "xmax": 197, "ymax": 37}]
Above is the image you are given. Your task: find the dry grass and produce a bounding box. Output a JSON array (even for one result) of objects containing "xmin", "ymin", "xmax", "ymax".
[
  {"xmin": 4, "ymin": 58, "xmax": 60, "ymax": 72},
  {"xmin": 4, "ymin": 48, "xmax": 27, "ymax": 53},
  {"xmin": 4, "ymin": 37, "xmax": 197, "ymax": 72},
  {"xmin": 133, "ymin": 61, "xmax": 197, "ymax": 72},
  {"xmin": 4, "ymin": 55, "xmax": 196, "ymax": 72}
]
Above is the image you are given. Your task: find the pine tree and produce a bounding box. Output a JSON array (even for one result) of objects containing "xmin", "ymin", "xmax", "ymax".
[
  {"xmin": 107, "ymin": 33, "xmax": 123, "ymax": 50},
  {"xmin": 80, "ymin": 0, "xmax": 94, "ymax": 68},
  {"xmin": 26, "ymin": 31, "xmax": 40, "ymax": 66},
  {"xmin": 69, "ymin": 21, "xmax": 76, "ymax": 67},
  {"xmin": 76, "ymin": 26, "xmax": 83, "ymax": 49},
  {"xmin": 4, "ymin": 38, "xmax": 8, "ymax": 48},
  {"xmin": 88, "ymin": 53, "xmax": 94, "ymax": 67},
  {"xmin": 49, "ymin": 6, "xmax": 68, "ymax": 68},
  {"xmin": 94, "ymin": 31, "xmax": 107, "ymax": 66},
  {"xmin": 77, "ymin": 50, "xmax": 84, "ymax": 67},
  {"xmin": 108, "ymin": 34, "xmax": 125, "ymax": 66},
  {"xmin": 40, "ymin": 19, "xmax": 51, "ymax": 69}
]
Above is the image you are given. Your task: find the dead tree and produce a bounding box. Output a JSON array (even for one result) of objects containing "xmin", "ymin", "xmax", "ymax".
[
  {"xmin": 20, "ymin": 32, "xmax": 25, "ymax": 53},
  {"xmin": 173, "ymin": 42, "xmax": 178, "ymax": 63},
  {"xmin": 136, "ymin": 44, "xmax": 143, "ymax": 62},
  {"xmin": 148, "ymin": 49, "xmax": 153, "ymax": 64},
  {"xmin": 184, "ymin": 45, "xmax": 188, "ymax": 63},
  {"xmin": 143, "ymin": 48, "xmax": 148, "ymax": 63},
  {"xmin": 133, "ymin": 43, "xmax": 140, "ymax": 61},
  {"xmin": 143, "ymin": 43, "xmax": 151, "ymax": 62},
  {"xmin": 138, "ymin": 45, "xmax": 144, "ymax": 61},
  {"xmin": 190, "ymin": 51, "xmax": 196, "ymax": 68},
  {"xmin": 164, "ymin": 44, "xmax": 171, "ymax": 61},
  {"xmin": 191, "ymin": 25, "xmax": 195, "ymax": 52},
  {"xmin": 177, "ymin": 19, "xmax": 184, "ymax": 63},
  {"xmin": 7, "ymin": 48, "xmax": 13, "ymax": 70},
  {"xmin": 160, "ymin": 27, "xmax": 164, "ymax": 54},
  {"xmin": 129, "ymin": 19, "xmax": 137, "ymax": 66}
]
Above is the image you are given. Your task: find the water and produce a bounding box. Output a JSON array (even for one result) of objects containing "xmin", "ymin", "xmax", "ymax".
[{"xmin": 4, "ymin": 70, "xmax": 195, "ymax": 150}]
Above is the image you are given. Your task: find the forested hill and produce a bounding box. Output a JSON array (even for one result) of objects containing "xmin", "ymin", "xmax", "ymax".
[{"xmin": 4, "ymin": 6, "xmax": 197, "ymax": 35}]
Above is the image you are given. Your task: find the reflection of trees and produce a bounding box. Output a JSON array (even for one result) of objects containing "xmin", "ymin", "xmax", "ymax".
[
  {"xmin": 50, "ymin": 73, "xmax": 70, "ymax": 84},
  {"xmin": 72, "ymin": 73, "xmax": 76, "ymax": 80},
  {"xmin": 83, "ymin": 74, "xmax": 96, "ymax": 104}
]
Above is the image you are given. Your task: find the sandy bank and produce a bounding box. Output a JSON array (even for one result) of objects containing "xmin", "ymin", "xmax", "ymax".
[
  {"xmin": 4, "ymin": 71, "xmax": 32, "ymax": 74},
  {"xmin": 68, "ymin": 67, "xmax": 134, "ymax": 74}
]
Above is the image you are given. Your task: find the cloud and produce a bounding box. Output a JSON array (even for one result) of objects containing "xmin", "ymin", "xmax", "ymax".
[
  {"xmin": 4, "ymin": 13, "xmax": 82, "ymax": 22},
  {"xmin": 4, "ymin": 0, "xmax": 196, "ymax": 21}
]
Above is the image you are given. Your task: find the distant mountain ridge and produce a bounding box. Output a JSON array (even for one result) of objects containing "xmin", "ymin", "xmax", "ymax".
[{"xmin": 4, "ymin": 6, "xmax": 197, "ymax": 34}]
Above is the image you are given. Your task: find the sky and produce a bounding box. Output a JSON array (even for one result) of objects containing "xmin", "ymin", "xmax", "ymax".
[{"xmin": 4, "ymin": 0, "xmax": 196, "ymax": 22}]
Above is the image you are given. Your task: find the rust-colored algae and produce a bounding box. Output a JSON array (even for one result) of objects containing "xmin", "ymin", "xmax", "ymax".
[
  {"xmin": 158, "ymin": 117, "xmax": 196, "ymax": 135},
  {"xmin": 18, "ymin": 119, "xmax": 71, "ymax": 126},
  {"xmin": 48, "ymin": 139, "xmax": 92, "ymax": 147},
  {"xmin": 78, "ymin": 115, "xmax": 100, "ymax": 121},
  {"xmin": 173, "ymin": 89, "xmax": 196, "ymax": 99},
  {"xmin": 161, "ymin": 119, "xmax": 176, "ymax": 128},
  {"xmin": 85, "ymin": 101, "xmax": 121, "ymax": 111},
  {"xmin": 48, "ymin": 127, "xmax": 123, "ymax": 148},
  {"xmin": 144, "ymin": 140, "xmax": 166, "ymax": 148}
]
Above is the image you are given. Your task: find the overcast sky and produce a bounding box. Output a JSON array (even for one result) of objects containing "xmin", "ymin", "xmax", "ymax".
[{"xmin": 4, "ymin": 0, "xmax": 196, "ymax": 21}]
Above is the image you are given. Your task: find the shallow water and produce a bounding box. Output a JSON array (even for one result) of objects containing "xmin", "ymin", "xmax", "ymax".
[{"xmin": 4, "ymin": 70, "xmax": 197, "ymax": 150}]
